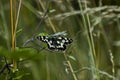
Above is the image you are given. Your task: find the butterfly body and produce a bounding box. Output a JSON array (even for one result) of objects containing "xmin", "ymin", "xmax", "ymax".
[{"xmin": 36, "ymin": 36, "xmax": 72, "ymax": 51}]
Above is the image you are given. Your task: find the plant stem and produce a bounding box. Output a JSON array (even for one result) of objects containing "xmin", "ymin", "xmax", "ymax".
[
  {"xmin": 10, "ymin": 0, "xmax": 17, "ymax": 72},
  {"xmin": 38, "ymin": 0, "xmax": 56, "ymax": 32},
  {"xmin": 63, "ymin": 53, "xmax": 78, "ymax": 80},
  {"xmin": 78, "ymin": 1, "xmax": 98, "ymax": 80}
]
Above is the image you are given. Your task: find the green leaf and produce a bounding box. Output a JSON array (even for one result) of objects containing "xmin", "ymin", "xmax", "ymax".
[{"xmin": 37, "ymin": 33, "xmax": 49, "ymax": 36}]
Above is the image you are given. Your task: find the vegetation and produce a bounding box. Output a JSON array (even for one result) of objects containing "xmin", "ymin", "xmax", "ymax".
[{"xmin": 0, "ymin": 0, "xmax": 120, "ymax": 80}]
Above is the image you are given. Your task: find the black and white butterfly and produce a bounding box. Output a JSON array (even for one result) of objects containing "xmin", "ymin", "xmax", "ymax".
[{"xmin": 36, "ymin": 35, "xmax": 73, "ymax": 51}]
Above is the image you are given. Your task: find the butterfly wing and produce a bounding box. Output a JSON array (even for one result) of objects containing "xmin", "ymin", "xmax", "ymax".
[
  {"xmin": 50, "ymin": 31, "xmax": 67, "ymax": 37},
  {"xmin": 36, "ymin": 36, "xmax": 72, "ymax": 51},
  {"xmin": 46, "ymin": 37, "xmax": 56, "ymax": 50},
  {"xmin": 36, "ymin": 36, "xmax": 48, "ymax": 42}
]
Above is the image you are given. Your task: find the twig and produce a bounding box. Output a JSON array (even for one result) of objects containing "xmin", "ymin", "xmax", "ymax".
[
  {"xmin": 0, "ymin": 57, "xmax": 11, "ymax": 75},
  {"xmin": 33, "ymin": 0, "xmax": 51, "ymax": 37},
  {"xmin": 23, "ymin": 0, "xmax": 51, "ymax": 48}
]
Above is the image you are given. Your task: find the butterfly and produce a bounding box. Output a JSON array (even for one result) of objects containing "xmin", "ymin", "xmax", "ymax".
[{"xmin": 36, "ymin": 35, "xmax": 73, "ymax": 51}]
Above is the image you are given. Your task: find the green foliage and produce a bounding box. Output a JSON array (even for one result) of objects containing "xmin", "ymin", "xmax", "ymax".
[
  {"xmin": 37, "ymin": 33, "xmax": 49, "ymax": 36},
  {"xmin": 0, "ymin": 0, "xmax": 120, "ymax": 80}
]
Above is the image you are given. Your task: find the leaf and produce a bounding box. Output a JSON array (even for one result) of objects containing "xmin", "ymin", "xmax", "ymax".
[
  {"xmin": 16, "ymin": 28, "xmax": 23, "ymax": 35},
  {"xmin": 67, "ymin": 55, "xmax": 76, "ymax": 61},
  {"xmin": 37, "ymin": 33, "xmax": 49, "ymax": 36}
]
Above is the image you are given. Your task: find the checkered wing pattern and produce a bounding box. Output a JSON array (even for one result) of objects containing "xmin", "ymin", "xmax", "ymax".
[{"xmin": 36, "ymin": 36, "xmax": 73, "ymax": 51}]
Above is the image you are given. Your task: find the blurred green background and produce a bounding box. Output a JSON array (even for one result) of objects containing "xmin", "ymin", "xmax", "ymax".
[{"xmin": 0, "ymin": 0, "xmax": 120, "ymax": 80}]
